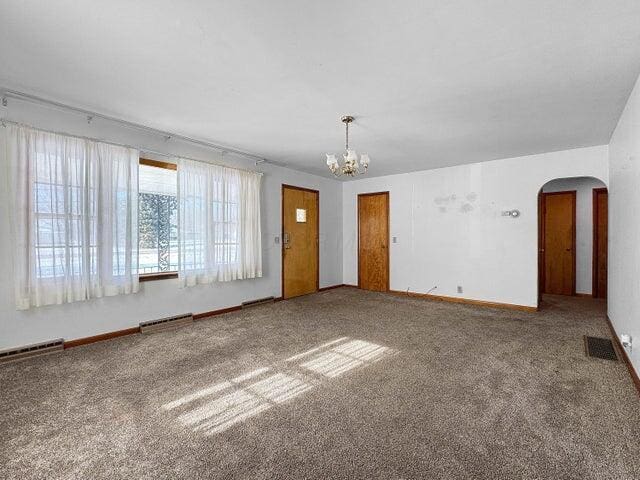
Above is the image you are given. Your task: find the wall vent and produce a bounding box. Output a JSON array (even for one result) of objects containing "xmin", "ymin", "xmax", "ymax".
[
  {"xmin": 140, "ymin": 313, "xmax": 194, "ymax": 334},
  {"xmin": 242, "ymin": 296, "xmax": 275, "ymax": 308},
  {"xmin": 0, "ymin": 339, "xmax": 64, "ymax": 364}
]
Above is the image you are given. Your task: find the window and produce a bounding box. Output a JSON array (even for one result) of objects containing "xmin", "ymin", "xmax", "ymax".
[
  {"xmin": 178, "ymin": 177, "xmax": 240, "ymax": 271},
  {"xmin": 31, "ymin": 146, "xmax": 136, "ymax": 281},
  {"xmin": 137, "ymin": 158, "xmax": 246, "ymax": 280},
  {"xmin": 212, "ymin": 179, "xmax": 240, "ymax": 265},
  {"xmin": 177, "ymin": 158, "xmax": 262, "ymax": 285},
  {"xmin": 33, "ymin": 178, "xmax": 86, "ymax": 279},
  {"xmin": 138, "ymin": 160, "xmax": 178, "ymax": 275},
  {"xmin": 9, "ymin": 124, "xmax": 139, "ymax": 309}
]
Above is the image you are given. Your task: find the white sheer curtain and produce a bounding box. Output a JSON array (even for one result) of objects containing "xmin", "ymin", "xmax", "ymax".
[
  {"xmin": 177, "ymin": 158, "xmax": 262, "ymax": 286},
  {"xmin": 7, "ymin": 125, "xmax": 139, "ymax": 310}
]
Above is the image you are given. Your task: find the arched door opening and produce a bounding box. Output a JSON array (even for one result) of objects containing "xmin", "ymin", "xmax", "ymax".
[{"xmin": 537, "ymin": 176, "xmax": 607, "ymax": 306}]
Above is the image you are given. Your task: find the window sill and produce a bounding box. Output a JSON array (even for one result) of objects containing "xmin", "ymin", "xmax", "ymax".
[{"xmin": 139, "ymin": 272, "xmax": 178, "ymax": 282}]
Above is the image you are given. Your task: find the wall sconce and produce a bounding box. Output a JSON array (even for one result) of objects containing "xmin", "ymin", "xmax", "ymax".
[{"xmin": 502, "ymin": 209, "xmax": 520, "ymax": 218}]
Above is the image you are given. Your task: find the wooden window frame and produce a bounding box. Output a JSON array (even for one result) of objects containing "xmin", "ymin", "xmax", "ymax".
[
  {"xmin": 139, "ymin": 158, "xmax": 177, "ymax": 170},
  {"xmin": 138, "ymin": 158, "xmax": 178, "ymax": 282}
]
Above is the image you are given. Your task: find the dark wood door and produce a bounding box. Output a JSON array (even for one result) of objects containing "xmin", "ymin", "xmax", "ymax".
[
  {"xmin": 282, "ymin": 185, "xmax": 319, "ymax": 299},
  {"xmin": 542, "ymin": 191, "xmax": 576, "ymax": 296},
  {"xmin": 358, "ymin": 192, "xmax": 389, "ymax": 291},
  {"xmin": 593, "ymin": 188, "xmax": 608, "ymax": 299}
]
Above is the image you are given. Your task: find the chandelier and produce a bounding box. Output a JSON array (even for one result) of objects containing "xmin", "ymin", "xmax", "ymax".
[{"xmin": 326, "ymin": 115, "xmax": 370, "ymax": 177}]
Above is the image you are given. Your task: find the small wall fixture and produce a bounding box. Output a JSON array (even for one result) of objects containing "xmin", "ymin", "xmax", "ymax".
[{"xmin": 502, "ymin": 209, "xmax": 520, "ymax": 218}]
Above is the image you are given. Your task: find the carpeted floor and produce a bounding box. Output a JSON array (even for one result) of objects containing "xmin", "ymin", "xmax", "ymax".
[{"xmin": 1, "ymin": 288, "xmax": 639, "ymax": 479}]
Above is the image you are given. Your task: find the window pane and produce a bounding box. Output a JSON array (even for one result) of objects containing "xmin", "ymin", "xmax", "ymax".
[{"xmin": 138, "ymin": 164, "xmax": 178, "ymax": 274}]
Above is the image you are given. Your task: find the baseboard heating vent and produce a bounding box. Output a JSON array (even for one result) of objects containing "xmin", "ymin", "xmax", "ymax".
[
  {"xmin": 242, "ymin": 296, "xmax": 275, "ymax": 308},
  {"xmin": 0, "ymin": 339, "xmax": 64, "ymax": 364},
  {"xmin": 140, "ymin": 313, "xmax": 193, "ymax": 334}
]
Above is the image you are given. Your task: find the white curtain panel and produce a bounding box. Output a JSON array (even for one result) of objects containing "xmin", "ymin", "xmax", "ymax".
[
  {"xmin": 177, "ymin": 158, "xmax": 262, "ymax": 286},
  {"xmin": 7, "ymin": 125, "xmax": 139, "ymax": 310}
]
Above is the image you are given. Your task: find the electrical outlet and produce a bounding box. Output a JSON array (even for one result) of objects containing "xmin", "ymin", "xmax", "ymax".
[
  {"xmin": 392, "ymin": 236, "xmax": 397, "ymax": 243},
  {"xmin": 457, "ymin": 285, "xmax": 463, "ymax": 294},
  {"xmin": 274, "ymin": 235, "xmax": 280, "ymax": 244}
]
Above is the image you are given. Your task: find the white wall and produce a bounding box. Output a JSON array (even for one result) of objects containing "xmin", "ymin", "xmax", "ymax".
[
  {"xmin": 608, "ymin": 72, "xmax": 640, "ymax": 373},
  {"xmin": 0, "ymin": 101, "xmax": 342, "ymax": 350},
  {"xmin": 0, "ymin": 97, "xmax": 618, "ymax": 350},
  {"xmin": 542, "ymin": 177, "xmax": 606, "ymax": 295},
  {"xmin": 343, "ymin": 146, "xmax": 608, "ymax": 308}
]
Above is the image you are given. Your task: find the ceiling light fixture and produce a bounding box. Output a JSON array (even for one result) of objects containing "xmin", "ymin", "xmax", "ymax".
[{"xmin": 326, "ymin": 116, "xmax": 369, "ymax": 177}]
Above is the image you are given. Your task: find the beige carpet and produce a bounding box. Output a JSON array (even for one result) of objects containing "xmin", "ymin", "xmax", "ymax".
[{"xmin": 1, "ymin": 288, "xmax": 639, "ymax": 479}]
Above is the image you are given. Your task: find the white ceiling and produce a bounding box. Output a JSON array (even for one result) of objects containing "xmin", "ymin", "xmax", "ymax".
[{"xmin": 1, "ymin": 0, "xmax": 640, "ymax": 179}]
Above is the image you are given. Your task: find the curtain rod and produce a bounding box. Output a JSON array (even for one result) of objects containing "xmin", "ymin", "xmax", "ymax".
[
  {"xmin": 0, "ymin": 118, "xmax": 263, "ymax": 176},
  {"xmin": 0, "ymin": 88, "xmax": 270, "ymax": 165}
]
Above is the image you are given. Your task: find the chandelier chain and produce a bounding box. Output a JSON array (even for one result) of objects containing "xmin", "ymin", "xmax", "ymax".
[{"xmin": 345, "ymin": 120, "xmax": 349, "ymax": 151}]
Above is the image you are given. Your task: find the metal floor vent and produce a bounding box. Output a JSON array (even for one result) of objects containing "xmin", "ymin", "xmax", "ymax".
[
  {"xmin": 0, "ymin": 339, "xmax": 64, "ymax": 364},
  {"xmin": 584, "ymin": 336, "xmax": 619, "ymax": 361},
  {"xmin": 140, "ymin": 313, "xmax": 193, "ymax": 334},
  {"xmin": 242, "ymin": 296, "xmax": 275, "ymax": 308}
]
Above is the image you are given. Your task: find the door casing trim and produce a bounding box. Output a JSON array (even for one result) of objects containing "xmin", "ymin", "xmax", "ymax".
[{"xmin": 592, "ymin": 187, "xmax": 608, "ymax": 299}]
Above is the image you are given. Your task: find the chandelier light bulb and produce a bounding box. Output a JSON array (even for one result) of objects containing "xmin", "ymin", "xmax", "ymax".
[{"xmin": 345, "ymin": 149, "xmax": 358, "ymax": 162}]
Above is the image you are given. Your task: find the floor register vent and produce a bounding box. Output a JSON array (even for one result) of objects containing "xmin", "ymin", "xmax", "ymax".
[
  {"xmin": 584, "ymin": 336, "xmax": 619, "ymax": 361},
  {"xmin": 242, "ymin": 296, "xmax": 275, "ymax": 308},
  {"xmin": 0, "ymin": 339, "xmax": 64, "ymax": 364},
  {"xmin": 140, "ymin": 313, "xmax": 194, "ymax": 334}
]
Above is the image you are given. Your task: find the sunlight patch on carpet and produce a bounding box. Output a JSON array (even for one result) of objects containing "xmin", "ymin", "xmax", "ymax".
[
  {"xmin": 162, "ymin": 337, "xmax": 396, "ymax": 436},
  {"xmin": 300, "ymin": 340, "xmax": 392, "ymax": 377}
]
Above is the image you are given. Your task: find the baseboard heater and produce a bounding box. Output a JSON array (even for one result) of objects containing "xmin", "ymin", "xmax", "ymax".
[
  {"xmin": 140, "ymin": 313, "xmax": 194, "ymax": 334},
  {"xmin": 0, "ymin": 339, "xmax": 64, "ymax": 364},
  {"xmin": 242, "ymin": 296, "xmax": 275, "ymax": 308}
]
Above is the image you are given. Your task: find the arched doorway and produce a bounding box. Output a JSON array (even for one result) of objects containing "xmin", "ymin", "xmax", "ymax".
[{"xmin": 537, "ymin": 176, "xmax": 607, "ymax": 305}]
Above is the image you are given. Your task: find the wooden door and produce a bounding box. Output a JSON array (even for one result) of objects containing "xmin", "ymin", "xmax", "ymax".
[
  {"xmin": 358, "ymin": 192, "xmax": 389, "ymax": 291},
  {"xmin": 593, "ymin": 188, "xmax": 608, "ymax": 299},
  {"xmin": 282, "ymin": 185, "xmax": 319, "ymax": 299},
  {"xmin": 541, "ymin": 191, "xmax": 576, "ymax": 296}
]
